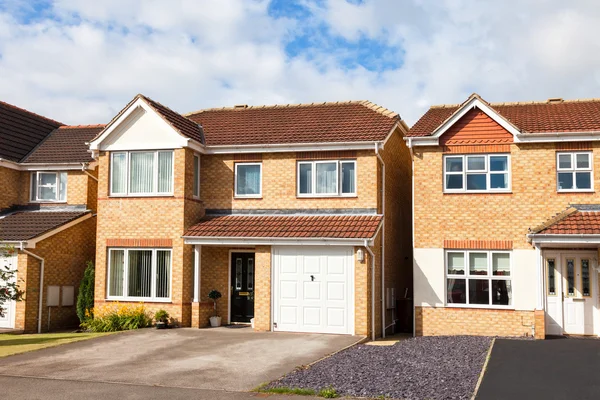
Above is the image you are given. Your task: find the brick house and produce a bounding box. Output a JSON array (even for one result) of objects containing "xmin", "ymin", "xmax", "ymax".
[
  {"xmin": 407, "ymin": 93, "xmax": 600, "ymax": 339},
  {"xmin": 0, "ymin": 101, "xmax": 102, "ymax": 332},
  {"xmin": 89, "ymin": 94, "xmax": 412, "ymax": 338}
]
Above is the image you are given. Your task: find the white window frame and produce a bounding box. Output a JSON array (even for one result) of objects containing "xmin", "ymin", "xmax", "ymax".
[
  {"xmin": 193, "ymin": 153, "xmax": 201, "ymax": 199},
  {"xmin": 106, "ymin": 248, "xmax": 172, "ymax": 302},
  {"xmin": 109, "ymin": 150, "xmax": 175, "ymax": 197},
  {"xmin": 234, "ymin": 162, "xmax": 262, "ymax": 198},
  {"xmin": 445, "ymin": 249, "xmax": 513, "ymax": 309},
  {"xmin": 443, "ymin": 154, "xmax": 511, "ymax": 193},
  {"xmin": 296, "ymin": 159, "xmax": 357, "ymax": 197},
  {"xmin": 29, "ymin": 171, "xmax": 67, "ymax": 203},
  {"xmin": 556, "ymin": 151, "xmax": 594, "ymax": 193}
]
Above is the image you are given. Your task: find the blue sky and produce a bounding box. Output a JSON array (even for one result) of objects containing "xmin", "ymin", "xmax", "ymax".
[{"xmin": 0, "ymin": 0, "xmax": 599, "ymax": 125}]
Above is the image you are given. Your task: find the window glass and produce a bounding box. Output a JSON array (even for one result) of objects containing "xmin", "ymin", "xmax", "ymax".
[
  {"xmin": 467, "ymin": 156, "xmax": 486, "ymax": 171},
  {"xmin": 576, "ymin": 172, "xmax": 591, "ymax": 189},
  {"xmin": 490, "ymin": 174, "xmax": 508, "ymax": 189},
  {"xmin": 468, "ymin": 279, "xmax": 489, "ymax": 305},
  {"xmin": 236, "ymin": 164, "xmax": 261, "ymax": 196},
  {"xmin": 298, "ymin": 163, "xmax": 312, "ymax": 194},
  {"xmin": 111, "ymin": 152, "xmax": 127, "ymax": 194},
  {"xmin": 128, "ymin": 250, "xmax": 153, "ymax": 298},
  {"xmin": 447, "ymin": 252, "xmax": 465, "ymax": 275},
  {"xmin": 157, "ymin": 151, "xmax": 173, "ymax": 193},
  {"xmin": 566, "ymin": 259, "xmax": 575, "ymax": 296},
  {"xmin": 446, "ymin": 175, "xmax": 463, "ymax": 190},
  {"xmin": 469, "ymin": 252, "xmax": 488, "ymax": 275},
  {"xmin": 38, "ymin": 172, "xmax": 57, "ymax": 200},
  {"xmin": 582, "ymin": 259, "xmax": 590, "ymax": 297},
  {"xmin": 466, "ymin": 174, "xmax": 487, "ymax": 190},
  {"xmin": 193, "ymin": 155, "xmax": 200, "ymax": 197},
  {"xmin": 341, "ymin": 162, "xmax": 356, "ymax": 194},
  {"xmin": 59, "ymin": 172, "xmax": 67, "ymax": 201},
  {"xmin": 558, "ymin": 173, "xmax": 574, "ymax": 190},
  {"xmin": 490, "ymin": 156, "xmax": 508, "ymax": 171},
  {"xmin": 492, "ymin": 280, "xmax": 512, "ymax": 305},
  {"xmin": 492, "ymin": 253, "xmax": 510, "ymax": 276},
  {"xmin": 547, "ymin": 259, "xmax": 556, "ymax": 295},
  {"xmin": 446, "ymin": 157, "xmax": 463, "ymax": 172},
  {"xmin": 576, "ymin": 153, "xmax": 590, "ymax": 169},
  {"xmin": 156, "ymin": 250, "xmax": 171, "ymax": 298},
  {"xmin": 129, "ymin": 152, "xmax": 155, "ymax": 194},
  {"xmin": 447, "ymin": 279, "xmax": 466, "ymax": 304},
  {"xmin": 558, "ymin": 154, "xmax": 572, "ymax": 169},
  {"xmin": 109, "ymin": 250, "xmax": 125, "ymax": 297},
  {"xmin": 316, "ymin": 162, "xmax": 337, "ymax": 194}
]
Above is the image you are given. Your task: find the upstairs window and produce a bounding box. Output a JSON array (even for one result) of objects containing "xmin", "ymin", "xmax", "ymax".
[
  {"xmin": 557, "ymin": 152, "xmax": 593, "ymax": 192},
  {"xmin": 444, "ymin": 154, "xmax": 510, "ymax": 193},
  {"xmin": 110, "ymin": 151, "xmax": 174, "ymax": 196},
  {"xmin": 30, "ymin": 172, "xmax": 67, "ymax": 202},
  {"xmin": 235, "ymin": 163, "xmax": 262, "ymax": 198},
  {"xmin": 297, "ymin": 160, "xmax": 356, "ymax": 197}
]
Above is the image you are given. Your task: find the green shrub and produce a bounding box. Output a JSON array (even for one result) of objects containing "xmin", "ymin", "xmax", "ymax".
[
  {"xmin": 154, "ymin": 309, "xmax": 170, "ymax": 323},
  {"xmin": 81, "ymin": 303, "xmax": 152, "ymax": 332},
  {"xmin": 319, "ymin": 387, "xmax": 338, "ymax": 398},
  {"xmin": 76, "ymin": 261, "xmax": 95, "ymax": 323}
]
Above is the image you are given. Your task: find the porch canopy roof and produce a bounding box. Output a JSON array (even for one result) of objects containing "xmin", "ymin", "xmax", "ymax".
[
  {"xmin": 183, "ymin": 214, "xmax": 383, "ymax": 246},
  {"xmin": 528, "ymin": 204, "xmax": 600, "ymax": 246}
]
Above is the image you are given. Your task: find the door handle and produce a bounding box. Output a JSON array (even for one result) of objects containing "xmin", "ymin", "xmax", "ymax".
[{"xmin": 310, "ymin": 275, "xmax": 315, "ymax": 281}]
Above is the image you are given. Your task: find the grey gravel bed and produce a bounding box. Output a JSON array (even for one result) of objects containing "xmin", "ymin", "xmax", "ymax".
[{"xmin": 267, "ymin": 336, "xmax": 492, "ymax": 400}]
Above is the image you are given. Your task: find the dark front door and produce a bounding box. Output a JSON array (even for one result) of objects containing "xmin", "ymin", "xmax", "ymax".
[{"xmin": 231, "ymin": 252, "xmax": 255, "ymax": 323}]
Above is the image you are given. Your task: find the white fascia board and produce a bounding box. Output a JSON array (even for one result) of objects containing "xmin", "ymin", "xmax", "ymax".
[
  {"xmin": 182, "ymin": 237, "xmax": 370, "ymax": 246},
  {"xmin": 528, "ymin": 233, "xmax": 600, "ymax": 245},
  {"xmin": 514, "ymin": 131, "xmax": 600, "ymax": 143},
  {"xmin": 0, "ymin": 160, "xmax": 97, "ymax": 171},
  {"xmin": 203, "ymin": 141, "xmax": 380, "ymax": 154},
  {"xmin": 404, "ymin": 136, "xmax": 440, "ymax": 147},
  {"xmin": 24, "ymin": 213, "xmax": 93, "ymax": 249}
]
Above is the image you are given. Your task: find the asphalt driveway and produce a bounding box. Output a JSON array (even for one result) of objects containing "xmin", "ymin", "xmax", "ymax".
[
  {"xmin": 477, "ymin": 337, "xmax": 600, "ymax": 400},
  {"xmin": 0, "ymin": 327, "xmax": 360, "ymax": 391}
]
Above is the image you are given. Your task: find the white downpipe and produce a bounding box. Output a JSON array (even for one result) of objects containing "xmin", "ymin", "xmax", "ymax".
[
  {"xmin": 81, "ymin": 163, "xmax": 98, "ymax": 182},
  {"xmin": 364, "ymin": 240, "xmax": 376, "ymax": 341},
  {"xmin": 20, "ymin": 244, "xmax": 45, "ymax": 334},
  {"xmin": 375, "ymin": 143, "xmax": 386, "ymax": 338},
  {"xmin": 407, "ymin": 138, "xmax": 416, "ymax": 337}
]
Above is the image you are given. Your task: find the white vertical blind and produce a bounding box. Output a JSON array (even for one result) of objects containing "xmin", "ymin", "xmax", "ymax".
[
  {"xmin": 157, "ymin": 151, "xmax": 173, "ymax": 193},
  {"xmin": 129, "ymin": 152, "xmax": 155, "ymax": 194},
  {"xmin": 236, "ymin": 164, "xmax": 261, "ymax": 195},
  {"xmin": 156, "ymin": 250, "xmax": 171, "ymax": 298},
  {"xmin": 316, "ymin": 162, "xmax": 337, "ymax": 194},
  {"xmin": 59, "ymin": 172, "xmax": 67, "ymax": 201},
  {"xmin": 128, "ymin": 250, "xmax": 152, "ymax": 297},
  {"xmin": 299, "ymin": 163, "xmax": 312, "ymax": 194},
  {"xmin": 111, "ymin": 152, "xmax": 127, "ymax": 194},
  {"xmin": 109, "ymin": 250, "xmax": 125, "ymax": 296}
]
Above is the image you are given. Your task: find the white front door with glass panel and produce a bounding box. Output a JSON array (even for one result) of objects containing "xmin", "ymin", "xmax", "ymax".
[{"xmin": 545, "ymin": 253, "xmax": 596, "ymax": 335}]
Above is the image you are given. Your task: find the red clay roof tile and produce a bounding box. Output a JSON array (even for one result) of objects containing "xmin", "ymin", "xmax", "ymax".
[
  {"xmin": 537, "ymin": 210, "xmax": 600, "ymax": 235},
  {"xmin": 184, "ymin": 214, "xmax": 382, "ymax": 239}
]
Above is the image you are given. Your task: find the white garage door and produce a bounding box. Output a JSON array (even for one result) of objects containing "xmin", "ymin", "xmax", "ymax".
[
  {"xmin": 273, "ymin": 246, "xmax": 354, "ymax": 335},
  {"xmin": 0, "ymin": 255, "xmax": 17, "ymax": 329}
]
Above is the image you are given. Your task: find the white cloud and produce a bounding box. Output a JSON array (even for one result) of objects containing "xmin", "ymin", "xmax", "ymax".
[{"xmin": 0, "ymin": 0, "xmax": 599, "ymax": 126}]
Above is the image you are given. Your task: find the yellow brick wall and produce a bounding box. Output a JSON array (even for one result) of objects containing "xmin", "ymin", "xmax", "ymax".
[
  {"xmin": 0, "ymin": 166, "xmax": 23, "ymax": 210},
  {"xmin": 253, "ymin": 246, "xmax": 271, "ymax": 331},
  {"xmin": 199, "ymin": 246, "xmax": 231, "ymax": 319},
  {"xmin": 415, "ymin": 306, "xmax": 536, "ymax": 338},
  {"xmin": 94, "ymin": 148, "xmax": 201, "ymax": 327},
  {"xmin": 200, "ymin": 151, "xmax": 378, "ymax": 210},
  {"xmin": 414, "ymin": 142, "xmax": 600, "ymax": 249},
  {"xmin": 15, "ymin": 216, "xmax": 97, "ymax": 332}
]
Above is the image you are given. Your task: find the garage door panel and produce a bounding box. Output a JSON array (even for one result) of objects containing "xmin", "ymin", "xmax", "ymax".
[{"xmin": 274, "ymin": 246, "xmax": 353, "ymax": 335}]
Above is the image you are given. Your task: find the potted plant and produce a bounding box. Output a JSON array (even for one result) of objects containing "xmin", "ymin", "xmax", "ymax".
[
  {"xmin": 155, "ymin": 309, "xmax": 170, "ymax": 329},
  {"xmin": 208, "ymin": 289, "xmax": 222, "ymax": 327}
]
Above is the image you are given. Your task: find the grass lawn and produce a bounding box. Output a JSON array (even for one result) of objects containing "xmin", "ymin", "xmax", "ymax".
[{"xmin": 0, "ymin": 332, "xmax": 113, "ymax": 358}]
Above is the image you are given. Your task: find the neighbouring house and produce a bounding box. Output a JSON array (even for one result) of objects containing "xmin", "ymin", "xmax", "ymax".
[
  {"xmin": 407, "ymin": 93, "xmax": 600, "ymax": 339},
  {"xmin": 89, "ymin": 94, "xmax": 413, "ymax": 338},
  {"xmin": 0, "ymin": 100, "xmax": 102, "ymax": 332}
]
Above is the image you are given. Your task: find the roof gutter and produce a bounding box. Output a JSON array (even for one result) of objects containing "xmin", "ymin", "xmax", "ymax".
[
  {"xmin": 182, "ymin": 237, "xmax": 374, "ymax": 246},
  {"xmin": 18, "ymin": 243, "xmax": 45, "ymax": 334},
  {"xmin": 203, "ymin": 141, "xmax": 382, "ymax": 154},
  {"xmin": 527, "ymin": 233, "xmax": 600, "ymax": 246}
]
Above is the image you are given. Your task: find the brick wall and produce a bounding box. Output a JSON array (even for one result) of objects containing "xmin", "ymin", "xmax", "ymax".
[
  {"xmin": 15, "ymin": 216, "xmax": 96, "ymax": 332},
  {"xmin": 0, "ymin": 166, "xmax": 22, "ymax": 210},
  {"xmin": 253, "ymin": 246, "xmax": 271, "ymax": 331},
  {"xmin": 200, "ymin": 150, "xmax": 378, "ymax": 210},
  {"xmin": 414, "ymin": 141, "xmax": 600, "ymax": 249},
  {"xmin": 415, "ymin": 306, "xmax": 536, "ymax": 338}
]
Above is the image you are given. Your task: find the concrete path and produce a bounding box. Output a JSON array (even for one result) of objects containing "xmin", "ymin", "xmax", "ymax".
[
  {"xmin": 477, "ymin": 337, "xmax": 600, "ymax": 400},
  {"xmin": 0, "ymin": 327, "xmax": 360, "ymax": 393}
]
